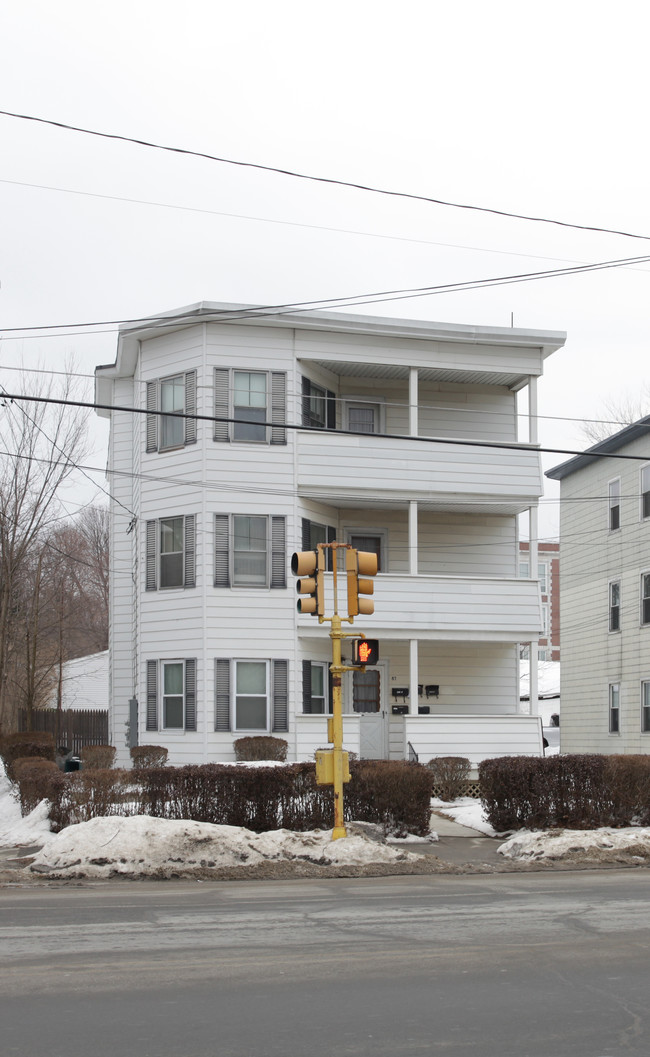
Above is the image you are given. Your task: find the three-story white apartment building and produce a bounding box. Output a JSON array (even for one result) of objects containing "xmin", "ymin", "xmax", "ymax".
[{"xmin": 95, "ymin": 303, "xmax": 566, "ymax": 767}]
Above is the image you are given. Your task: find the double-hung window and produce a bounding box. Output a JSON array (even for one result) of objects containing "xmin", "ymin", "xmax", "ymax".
[
  {"xmin": 609, "ymin": 683, "xmax": 620, "ymax": 734},
  {"xmin": 146, "ymin": 515, "xmax": 196, "ymax": 590},
  {"xmin": 642, "ymin": 465, "xmax": 650, "ymax": 520},
  {"xmin": 642, "ymin": 573, "xmax": 650, "ymax": 626},
  {"xmin": 301, "ymin": 377, "xmax": 336, "ymax": 430},
  {"xmin": 609, "ymin": 478, "xmax": 621, "ymax": 531},
  {"xmin": 214, "ymin": 514, "xmax": 286, "ymax": 588},
  {"xmin": 146, "ymin": 371, "xmax": 197, "ymax": 452},
  {"xmin": 146, "ymin": 658, "xmax": 196, "ymax": 731},
  {"xmin": 214, "ymin": 368, "xmax": 287, "ymax": 444},
  {"xmin": 642, "ymin": 681, "xmax": 650, "ymax": 733},
  {"xmin": 302, "ymin": 660, "xmax": 331, "ymax": 714},
  {"xmin": 214, "ymin": 658, "xmax": 288, "ymax": 732},
  {"xmin": 609, "ymin": 580, "xmax": 621, "ymax": 632}
]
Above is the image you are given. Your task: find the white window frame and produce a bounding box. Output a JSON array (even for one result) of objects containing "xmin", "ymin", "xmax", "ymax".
[
  {"xmin": 160, "ymin": 374, "xmax": 186, "ymax": 451},
  {"xmin": 233, "ymin": 659, "xmax": 270, "ymax": 732},
  {"xmin": 345, "ymin": 527, "xmax": 388, "ymax": 573},
  {"xmin": 162, "ymin": 660, "xmax": 185, "ymax": 730},
  {"xmin": 609, "ymin": 579, "xmax": 621, "ymax": 632},
  {"xmin": 308, "ymin": 661, "xmax": 329, "ymax": 714},
  {"xmin": 641, "ymin": 464, "xmax": 650, "ymax": 521},
  {"xmin": 541, "ymin": 603, "xmax": 549, "ymax": 638},
  {"xmin": 609, "ymin": 682, "xmax": 620, "ymax": 735},
  {"xmin": 641, "ymin": 571, "xmax": 650, "ymax": 627},
  {"xmin": 233, "ymin": 370, "xmax": 268, "ymax": 443},
  {"xmin": 642, "ymin": 681, "xmax": 650, "ymax": 734},
  {"xmin": 159, "ymin": 516, "xmax": 185, "ymax": 589},
  {"xmin": 343, "ymin": 396, "xmax": 385, "ymax": 435},
  {"xmin": 608, "ymin": 477, "xmax": 621, "ymax": 532},
  {"xmin": 232, "ymin": 515, "xmax": 269, "ymax": 588}
]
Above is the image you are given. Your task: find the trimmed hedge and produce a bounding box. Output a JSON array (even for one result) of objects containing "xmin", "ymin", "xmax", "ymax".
[
  {"xmin": 80, "ymin": 744, "xmax": 116, "ymax": 770},
  {"xmin": 130, "ymin": 745, "xmax": 169, "ymax": 769},
  {"xmin": 479, "ymin": 754, "xmax": 650, "ymax": 832},
  {"xmin": 14, "ymin": 758, "xmax": 66, "ymax": 816},
  {"xmin": 0, "ymin": 732, "xmax": 56, "ymax": 780},
  {"xmin": 52, "ymin": 760, "xmax": 433, "ymax": 836},
  {"xmin": 234, "ymin": 736, "xmax": 288, "ymax": 762}
]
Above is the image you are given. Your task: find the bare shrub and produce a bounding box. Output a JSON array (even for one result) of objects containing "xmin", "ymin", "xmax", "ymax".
[
  {"xmin": 14, "ymin": 758, "xmax": 65, "ymax": 815},
  {"xmin": 427, "ymin": 756, "xmax": 471, "ymax": 801},
  {"xmin": 0, "ymin": 732, "xmax": 55, "ymax": 780}
]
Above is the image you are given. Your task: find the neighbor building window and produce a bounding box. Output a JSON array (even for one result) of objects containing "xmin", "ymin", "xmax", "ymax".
[
  {"xmin": 642, "ymin": 573, "xmax": 650, "ymax": 626},
  {"xmin": 146, "ymin": 515, "xmax": 195, "ymax": 591},
  {"xmin": 609, "ymin": 683, "xmax": 620, "ymax": 734},
  {"xmin": 609, "ymin": 580, "xmax": 621, "ymax": 632},
  {"xmin": 642, "ymin": 465, "xmax": 650, "ymax": 520},
  {"xmin": 146, "ymin": 371, "xmax": 197, "ymax": 452},
  {"xmin": 214, "ymin": 514, "xmax": 286, "ymax": 589},
  {"xmin": 609, "ymin": 478, "xmax": 621, "ymax": 531},
  {"xmin": 642, "ymin": 682, "xmax": 650, "ymax": 733}
]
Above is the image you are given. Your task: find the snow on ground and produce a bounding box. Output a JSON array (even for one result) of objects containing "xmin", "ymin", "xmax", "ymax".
[
  {"xmin": 432, "ymin": 797, "xmax": 498, "ymax": 837},
  {"xmin": 499, "ymin": 827, "xmax": 650, "ymax": 863},
  {"xmin": 28, "ymin": 816, "xmax": 421, "ymax": 879},
  {"xmin": 0, "ymin": 761, "xmax": 53, "ymax": 848}
]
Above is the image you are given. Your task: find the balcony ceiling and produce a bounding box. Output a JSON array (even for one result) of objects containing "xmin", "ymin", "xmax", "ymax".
[{"xmin": 308, "ymin": 359, "xmax": 527, "ymax": 389}]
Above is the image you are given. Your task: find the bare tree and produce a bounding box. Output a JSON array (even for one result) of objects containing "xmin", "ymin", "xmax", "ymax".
[
  {"xmin": 580, "ymin": 387, "xmax": 650, "ymax": 445},
  {"xmin": 0, "ymin": 369, "xmax": 89, "ymax": 733}
]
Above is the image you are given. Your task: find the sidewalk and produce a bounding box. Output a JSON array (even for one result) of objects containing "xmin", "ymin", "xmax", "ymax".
[{"xmin": 389, "ymin": 811, "xmax": 504, "ymax": 868}]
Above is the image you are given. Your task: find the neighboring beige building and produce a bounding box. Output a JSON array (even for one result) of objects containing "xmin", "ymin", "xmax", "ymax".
[{"xmin": 547, "ymin": 417, "xmax": 650, "ymax": 753}]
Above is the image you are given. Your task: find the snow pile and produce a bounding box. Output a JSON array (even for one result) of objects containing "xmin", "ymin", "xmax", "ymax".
[
  {"xmin": 431, "ymin": 797, "xmax": 497, "ymax": 837},
  {"xmin": 0, "ymin": 760, "xmax": 53, "ymax": 848},
  {"xmin": 499, "ymin": 827, "xmax": 650, "ymax": 863},
  {"xmin": 28, "ymin": 815, "xmax": 421, "ymax": 878}
]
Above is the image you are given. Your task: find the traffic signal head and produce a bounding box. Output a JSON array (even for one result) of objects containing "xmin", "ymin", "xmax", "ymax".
[
  {"xmin": 352, "ymin": 638, "xmax": 379, "ymax": 666},
  {"xmin": 346, "ymin": 548, "xmax": 378, "ymax": 617},
  {"xmin": 291, "ymin": 549, "xmax": 325, "ymax": 616}
]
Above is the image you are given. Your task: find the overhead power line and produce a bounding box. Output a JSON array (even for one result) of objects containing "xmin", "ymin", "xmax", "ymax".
[
  {"xmin": 2, "ymin": 389, "xmax": 649, "ymax": 464},
  {"xmin": 3, "ymin": 108, "xmax": 650, "ymax": 244},
  {"xmin": 2, "ymin": 252, "xmax": 650, "ymax": 337}
]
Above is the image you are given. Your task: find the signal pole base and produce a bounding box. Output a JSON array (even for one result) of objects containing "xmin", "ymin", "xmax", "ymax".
[{"xmin": 332, "ymin": 825, "xmax": 347, "ymax": 841}]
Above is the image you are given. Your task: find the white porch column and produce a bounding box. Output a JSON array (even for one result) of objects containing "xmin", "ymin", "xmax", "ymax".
[
  {"xmin": 409, "ymin": 500, "xmax": 418, "ymax": 575},
  {"xmin": 529, "ymin": 503, "xmax": 539, "ymax": 717},
  {"xmin": 409, "ymin": 638, "xmax": 419, "ymax": 715},
  {"xmin": 409, "ymin": 366, "xmax": 419, "ymax": 437},
  {"xmin": 528, "ymin": 375, "xmax": 538, "ymax": 445}
]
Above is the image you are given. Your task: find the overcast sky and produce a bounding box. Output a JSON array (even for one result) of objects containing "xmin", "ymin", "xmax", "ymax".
[{"xmin": 1, "ymin": 0, "xmax": 649, "ymax": 538}]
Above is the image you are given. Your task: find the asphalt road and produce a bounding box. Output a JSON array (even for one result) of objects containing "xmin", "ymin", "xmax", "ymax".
[{"xmin": 2, "ymin": 870, "xmax": 650, "ymax": 1056}]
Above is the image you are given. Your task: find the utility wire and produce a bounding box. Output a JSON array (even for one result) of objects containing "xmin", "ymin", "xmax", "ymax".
[
  {"xmin": 2, "ymin": 389, "xmax": 649, "ymax": 463},
  {"xmin": 2, "ymin": 252, "xmax": 649, "ymax": 337},
  {"xmin": 3, "ymin": 108, "xmax": 650, "ymax": 244}
]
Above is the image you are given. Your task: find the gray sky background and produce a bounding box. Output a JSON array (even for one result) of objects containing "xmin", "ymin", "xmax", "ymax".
[{"xmin": 1, "ymin": 0, "xmax": 649, "ymax": 538}]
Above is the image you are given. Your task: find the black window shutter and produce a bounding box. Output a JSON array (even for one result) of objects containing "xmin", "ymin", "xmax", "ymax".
[
  {"xmin": 145, "ymin": 521, "xmax": 157, "ymax": 590},
  {"xmin": 271, "ymin": 516, "xmax": 286, "ymax": 589},
  {"xmin": 214, "ymin": 367, "xmax": 230, "ymax": 442},
  {"xmin": 146, "ymin": 381, "xmax": 158, "ymax": 452},
  {"xmin": 272, "ymin": 659, "xmax": 288, "ymax": 732},
  {"xmin": 327, "ymin": 524, "xmax": 336, "ymax": 571},
  {"xmin": 301, "ymin": 517, "xmax": 311, "ymax": 551},
  {"xmin": 185, "ymin": 659, "xmax": 197, "ymax": 731},
  {"xmin": 184, "ymin": 515, "xmax": 196, "ymax": 588},
  {"xmin": 214, "ymin": 513, "xmax": 230, "ymax": 587},
  {"xmin": 184, "ymin": 370, "xmax": 197, "ymax": 445},
  {"xmin": 215, "ymin": 658, "xmax": 231, "ymax": 731},
  {"xmin": 301, "ymin": 376, "xmax": 311, "ymax": 427},
  {"xmin": 302, "ymin": 659, "xmax": 312, "ymax": 714},
  {"xmin": 328, "ymin": 667, "xmax": 334, "ymax": 715},
  {"xmin": 146, "ymin": 660, "xmax": 158, "ymax": 731},
  {"xmin": 270, "ymin": 372, "xmax": 287, "ymax": 445},
  {"xmin": 326, "ymin": 390, "xmax": 336, "ymax": 430}
]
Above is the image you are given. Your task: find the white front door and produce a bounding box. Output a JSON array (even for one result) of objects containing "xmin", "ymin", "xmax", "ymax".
[{"xmin": 351, "ymin": 666, "xmax": 388, "ymax": 759}]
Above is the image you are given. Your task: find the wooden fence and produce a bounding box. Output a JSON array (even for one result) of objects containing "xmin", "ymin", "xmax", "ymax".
[{"xmin": 18, "ymin": 709, "xmax": 109, "ymax": 756}]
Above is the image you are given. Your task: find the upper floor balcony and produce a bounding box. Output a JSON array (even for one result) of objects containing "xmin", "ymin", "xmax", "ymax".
[
  {"xmin": 297, "ymin": 572, "xmax": 543, "ymax": 642},
  {"xmin": 296, "ymin": 430, "xmax": 543, "ymax": 514}
]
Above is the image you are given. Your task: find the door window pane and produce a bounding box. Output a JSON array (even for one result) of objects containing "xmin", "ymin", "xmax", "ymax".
[
  {"xmin": 160, "ymin": 376, "xmax": 185, "ymax": 449},
  {"xmin": 348, "ymin": 405, "xmax": 377, "ymax": 433},
  {"xmin": 353, "ymin": 669, "xmax": 380, "ymax": 713}
]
